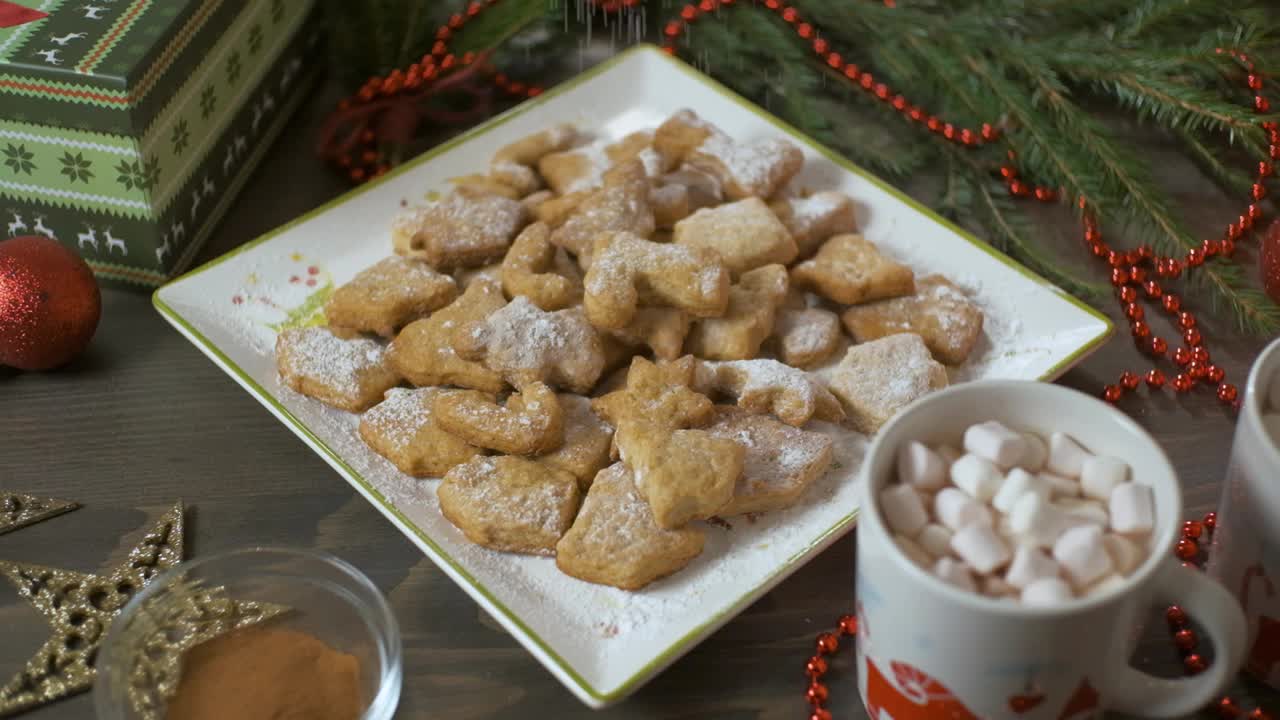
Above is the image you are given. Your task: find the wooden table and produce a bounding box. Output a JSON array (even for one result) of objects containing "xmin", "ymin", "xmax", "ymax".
[{"xmin": 2, "ymin": 76, "xmax": 1278, "ymax": 720}]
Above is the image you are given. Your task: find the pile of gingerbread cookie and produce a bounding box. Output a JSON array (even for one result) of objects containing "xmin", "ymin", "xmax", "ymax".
[{"xmin": 274, "ymin": 109, "xmax": 985, "ymax": 590}]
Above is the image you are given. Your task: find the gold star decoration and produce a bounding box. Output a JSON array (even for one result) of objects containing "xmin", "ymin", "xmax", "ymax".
[
  {"xmin": 0, "ymin": 502, "xmax": 185, "ymax": 717},
  {"xmin": 115, "ymin": 578, "xmax": 290, "ymax": 720},
  {"xmin": 0, "ymin": 494, "xmax": 79, "ymax": 536}
]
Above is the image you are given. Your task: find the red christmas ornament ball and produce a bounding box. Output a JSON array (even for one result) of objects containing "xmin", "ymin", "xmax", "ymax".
[
  {"xmin": 0, "ymin": 236, "xmax": 101, "ymax": 370},
  {"xmin": 1263, "ymin": 219, "xmax": 1280, "ymax": 303}
]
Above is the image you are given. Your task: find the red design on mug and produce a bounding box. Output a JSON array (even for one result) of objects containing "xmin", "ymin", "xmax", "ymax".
[
  {"xmin": 1241, "ymin": 564, "xmax": 1280, "ymax": 681},
  {"xmin": 1008, "ymin": 689, "xmax": 1045, "ymax": 713},
  {"xmin": 1248, "ymin": 615, "xmax": 1280, "ymax": 680},
  {"xmin": 864, "ymin": 657, "xmax": 979, "ymax": 719},
  {"xmin": 1056, "ymin": 678, "xmax": 1099, "ymax": 719},
  {"xmin": 0, "ymin": 1, "xmax": 47, "ymax": 28},
  {"xmin": 1241, "ymin": 564, "xmax": 1276, "ymax": 611}
]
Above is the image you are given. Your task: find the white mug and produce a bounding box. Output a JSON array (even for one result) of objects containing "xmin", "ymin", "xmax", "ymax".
[
  {"xmin": 1208, "ymin": 337, "xmax": 1280, "ymax": 689},
  {"xmin": 856, "ymin": 380, "xmax": 1248, "ymax": 719}
]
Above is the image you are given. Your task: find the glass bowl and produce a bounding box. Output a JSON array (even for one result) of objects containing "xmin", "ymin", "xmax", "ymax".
[{"xmin": 93, "ymin": 547, "xmax": 401, "ymax": 720}]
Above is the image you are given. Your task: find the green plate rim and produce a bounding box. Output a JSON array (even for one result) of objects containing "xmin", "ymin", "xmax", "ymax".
[{"xmin": 153, "ymin": 42, "xmax": 1114, "ymax": 704}]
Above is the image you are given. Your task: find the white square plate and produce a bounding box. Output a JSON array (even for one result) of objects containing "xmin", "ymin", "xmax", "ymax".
[{"xmin": 154, "ymin": 45, "xmax": 1113, "ymax": 708}]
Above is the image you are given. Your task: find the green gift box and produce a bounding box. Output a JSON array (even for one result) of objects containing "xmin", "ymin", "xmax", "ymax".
[{"xmin": 0, "ymin": 0, "xmax": 319, "ymax": 288}]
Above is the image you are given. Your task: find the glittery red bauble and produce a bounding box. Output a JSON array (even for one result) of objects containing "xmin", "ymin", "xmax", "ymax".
[
  {"xmin": 1263, "ymin": 219, "xmax": 1280, "ymax": 303},
  {"xmin": 0, "ymin": 236, "xmax": 101, "ymax": 370}
]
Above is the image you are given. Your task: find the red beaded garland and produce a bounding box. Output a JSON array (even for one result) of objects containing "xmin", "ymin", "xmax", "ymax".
[
  {"xmin": 676, "ymin": 15, "xmax": 1273, "ymax": 713},
  {"xmin": 805, "ymin": 656, "xmax": 827, "ymax": 678},
  {"xmin": 1218, "ymin": 383, "xmax": 1239, "ymax": 403},
  {"xmin": 1173, "ymin": 628, "xmax": 1197, "ymax": 650},
  {"xmin": 1174, "ymin": 373, "xmax": 1194, "ymax": 392},
  {"xmin": 806, "ymin": 682, "xmax": 829, "ymax": 704},
  {"xmin": 1175, "ymin": 538, "xmax": 1199, "ymax": 560},
  {"xmin": 816, "ymin": 632, "xmax": 839, "ymax": 654}
]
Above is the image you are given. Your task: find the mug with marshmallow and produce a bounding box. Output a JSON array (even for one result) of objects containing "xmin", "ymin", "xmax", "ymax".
[{"xmin": 857, "ymin": 380, "xmax": 1248, "ymax": 719}]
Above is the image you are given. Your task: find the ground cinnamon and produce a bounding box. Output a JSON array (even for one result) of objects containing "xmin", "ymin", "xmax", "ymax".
[{"xmin": 165, "ymin": 626, "xmax": 362, "ymax": 720}]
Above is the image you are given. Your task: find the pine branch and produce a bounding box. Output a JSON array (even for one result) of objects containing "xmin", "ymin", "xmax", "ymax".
[
  {"xmin": 697, "ymin": 5, "xmax": 928, "ymax": 179},
  {"xmin": 450, "ymin": 0, "xmax": 549, "ymax": 54},
  {"xmin": 1174, "ymin": 126, "xmax": 1257, "ymax": 198},
  {"xmin": 946, "ymin": 148, "xmax": 1110, "ymax": 304},
  {"xmin": 1002, "ymin": 58, "xmax": 1278, "ymax": 332}
]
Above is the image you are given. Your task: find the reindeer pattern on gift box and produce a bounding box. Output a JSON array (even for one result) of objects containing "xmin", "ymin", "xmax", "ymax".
[
  {"xmin": 155, "ymin": 233, "xmax": 171, "ymax": 266},
  {"xmin": 32, "ymin": 215, "xmax": 55, "ymax": 240},
  {"xmin": 6, "ymin": 211, "xmax": 26, "ymax": 237},
  {"xmin": 103, "ymin": 227, "xmax": 126, "ymax": 255},
  {"xmin": 76, "ymin": 224, "xmax": 98, "ymax": 251}
]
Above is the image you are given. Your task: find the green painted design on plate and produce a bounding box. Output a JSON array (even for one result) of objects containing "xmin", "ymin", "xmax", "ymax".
[{"xmin": 268, "ymin": 282, "xmax": 332, "ymax": 332}]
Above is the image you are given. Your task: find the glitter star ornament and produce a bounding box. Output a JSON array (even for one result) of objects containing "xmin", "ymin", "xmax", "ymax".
[
  {"xmin": 115, "ymin": 581, "xmax": 290, "ymax": 720},
  {"xmin": 0, "ymin": 502, "xmax": 185, "ymax": 717},
  {"xmin": 0, "ymin": 493, "xmax": 79, "ymax": 535}
]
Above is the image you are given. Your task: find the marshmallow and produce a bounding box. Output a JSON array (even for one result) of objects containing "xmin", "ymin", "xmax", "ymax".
[
  {"xmin": 993, "ymin": 468, "xmax": 1051, "ymax": 514},
  {"xmin": 880, "ymin": 484, "xmax": 929, "ymax": 537},
  {"xmin": 1021, "ymin": 577, "xmax": 1074, "ymax": 606},
  {"xmin": 1005, "ymin": 545, "xmax": 1061, "ymax": 589},
  {"xmin": 918, "ymin": 523, "xmax": 954, "ymax": 558},
  {"xmin": 1053, "ymin": 525, "xmax": 1114, "ymax": 588},
  {"xmin": 895, "ymin": 533, "xmax": 933, "ymax": 568},
  {"xmin": 950, "ymin": 454, "xmax": 1002, "ymax": 503},
  {"xmin": 935, "ymin": 487, "xmax": 994, "ymax": 531},
  {"xmin": 937, "ymin": 445, "xmax": 963, "ymax": 465},
  {"xmin": 1109, "ymin": 482, "xmax": 1155, "ymax": 535},
  {"xmin": 1055, "ymin": 498, "xmax": 1109, "ymax": 527},
  {"xmin": 951, "ymin": 523, "xmax": 1011, "ymax": 574},
  {"xmin": 1103, "ymin": 533, "xmax": 1144, "ymax": 575},
  {"xmin": 1046, "ymin": 432, "xmax": 1091, "ymax": 478},
  {"xmin": 1008, "ymin": 492, "xmax": 1069, "ymax": 548},
  {"xmin": 897, "ymin": 441, "xmax": 946, "ymax": 491},
  {"xmin": 1019, "ymin": 432, "xmax": 1048, "ymax": 472},
  {"xmin": 963, "ymin": 421, "xmax": 1028, "ymax": 468},
  {"xmin": 982, "ymin": 576, "xmax": 1019, "ymax": 598},
  {"xmin": 933, "ymin": 557, "xmax": 977, "ymax": 593},
  {"xmin": 1085, "ymin": 573, "xmax": 1128, "ymax": 597},
  {"xmin": 1080, "ymin": 455, "xmax": 1128, "ymax": 501},
  {"xmin": 1040, "ymin": 472, "xmax": 1081, "ymax": 499}
]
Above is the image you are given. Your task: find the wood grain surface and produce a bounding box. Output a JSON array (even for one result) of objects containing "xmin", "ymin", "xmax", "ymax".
[{"xmin": 2, "ymin": 74, "xmax": 1278, "ymax": 720}]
